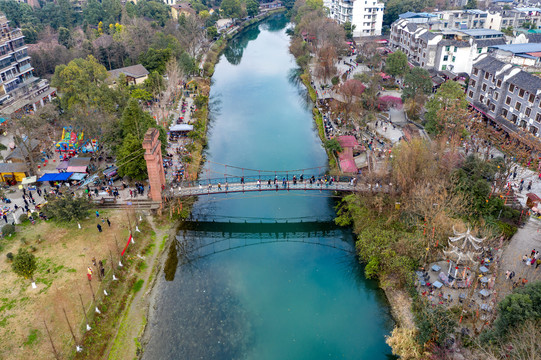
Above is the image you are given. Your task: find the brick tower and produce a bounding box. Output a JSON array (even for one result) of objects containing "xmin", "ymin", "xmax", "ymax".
[{"xmin": 142, "ymin": 128, "xmax": 165, "ymax": 203}]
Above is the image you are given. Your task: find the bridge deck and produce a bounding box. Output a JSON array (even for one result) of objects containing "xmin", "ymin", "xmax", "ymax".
[{"xmin": 175, "ymin": 181, "xmax": 390, "ymax": 196}]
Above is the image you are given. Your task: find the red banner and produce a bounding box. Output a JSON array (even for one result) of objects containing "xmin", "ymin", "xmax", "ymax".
[{"xmin": 121, "ymin": 234, "xmax": 132, "ymax": 256}]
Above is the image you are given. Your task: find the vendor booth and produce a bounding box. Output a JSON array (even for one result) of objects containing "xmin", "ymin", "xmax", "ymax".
[
  {"xmin": 0, "ymin": 163, "xmax": 29, "ymax": 184},
  {"xmin": 66, "ymin": 157, "xmax": 91, "ymax": 173},
  {"xmin": 38, "ymin": 172, "xmax": 73, "ymax": 185},
  {"xmin": 169, "ymin": 124, "xmax": 193, "ymax": 136}
]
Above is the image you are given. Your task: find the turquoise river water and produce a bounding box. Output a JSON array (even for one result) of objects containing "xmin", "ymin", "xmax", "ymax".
[{"xmin": 143, "ymin": 14, "xmax": 395, "ymax": 360}]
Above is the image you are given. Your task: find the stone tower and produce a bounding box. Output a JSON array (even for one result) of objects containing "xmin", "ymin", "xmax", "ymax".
[{"xmin": 142, "ymin": 128, "xmax": 165, "ymax": 202}]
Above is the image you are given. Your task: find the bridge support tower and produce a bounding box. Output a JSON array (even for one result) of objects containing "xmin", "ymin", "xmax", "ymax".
[{"xmin": 143, "ymin": 128, "xmax": 165, "ymax": 203}]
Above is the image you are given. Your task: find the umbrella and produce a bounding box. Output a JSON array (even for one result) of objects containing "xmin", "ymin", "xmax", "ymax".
[{"xmin": 479, "ymin": 289, "xmax": 490, "ymax": 297}]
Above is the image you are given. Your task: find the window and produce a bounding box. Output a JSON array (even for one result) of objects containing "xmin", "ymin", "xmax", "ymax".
[
  {"xmin": 445, "ymin": 46, "xmax": 450, "ymax": 51},
  {"xmin": 470, "ymin": 80, "xmax": 476, "ymax": 87},
  {"xmin": 454, "ymin": 46, "xmax": 457, "ymax": 52},
  {"xmin": 442, "ymin": 65, "xmax": 447, "ymax": 70},
  {"xmin": 494, "ymin": 92, "xmax": 499, "ymax": 100},
  {"xmin": 519, "ymin": 89, "xmax": 525, "ymax": 98},
  {"xmin": 452, "ymin": 56, "xmax": 456, "ymax": 62},
  {"xmin": 509, "ymin": 84, "xmax": 515, "ymax": 92},
  {"xmin": 529, "ymin": 93, "xmax": 535, "ymax": 103},
  {"xmin": 478, "ymin": 48, "xmax": 482, "ymax": 54},
  {"xmin": 443, "ymin": 55, "xmax": 449, "ymax": 61},
  {"xmin": 480, "ymin": 95, "xmax": 485, "ymax": 102},
  {"xmin": 511, "ymin": 114, "xmax": 518, "ymax": 122},
  {"xmin": 482, "ymin": 84, "xmax": 487, "ymax": 91},
  {"xmin": 489, "ymin": 103, "xmax": 496, "ymax": 112},
  {"xmin": 502, "ymin": 109, "xmax": 508, "ymax": 118},
  {"xmin": 536, "ymin": 113, "xmax": 541, "ymax": 123},
  {"xmin": 526, "ymin": 107, "xmax": 531, "ymax": 117},
  {"xmin": 473, "ymin": 68, "xmax": 479, "ymax": 76},
  {"xmin": 505, "ymin": 96, "xmax": 511, "ymax": 105},
  {"xmin": 484, "ymin": 72, "xmax": 489, "ymax": 80},
  {"xmin": 515, "ymin": 101, "xmax": 521, "ymax": 111},
  {"xmin": 469, "ymin": 90, "xmax": 474, "ymax": 98},
  {"xmin": 497, "ymin": 79, "xmax": 502, "ymax": 88}
]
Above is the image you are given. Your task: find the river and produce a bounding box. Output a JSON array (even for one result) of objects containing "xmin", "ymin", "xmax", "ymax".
[{"xmin": 143, "ymin": 14, "xmax": 395, "ymax": 359}]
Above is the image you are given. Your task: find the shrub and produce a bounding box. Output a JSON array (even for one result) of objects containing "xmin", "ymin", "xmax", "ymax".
[
  {"xmin": 497, "ymin": 221, "xmax": 518, "ymax": 239},
  {"xmin": 43, "ymin": 195, "xmax": 91, "ymax": 222},
  {"xmin": 6, "ymin": 252, "xmax": 13, "ymax": 261},
  {"xmin": 18, "ymin": 214, "xmax": 28, "ymax": 223},
  {"xmin": 132, "ymin": 279, "xmax": 144, "ymax": 293},
  {"xmin": 2, "ymin": 224, "xmax": 15, "ymax": 236},
  {"xmin": 331, "ymin": 76, "xmax": 339, "ymax": 86}
]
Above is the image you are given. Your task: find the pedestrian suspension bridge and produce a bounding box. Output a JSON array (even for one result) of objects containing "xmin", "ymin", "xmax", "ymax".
[{"xmin": 172, "ymin": 161, "xmax": 392, "ymax": 197}]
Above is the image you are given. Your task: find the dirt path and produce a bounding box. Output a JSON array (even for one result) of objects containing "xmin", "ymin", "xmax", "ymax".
[{"xmin": 106, "ymin": 216, "xmax": 169, "ymax": 359}]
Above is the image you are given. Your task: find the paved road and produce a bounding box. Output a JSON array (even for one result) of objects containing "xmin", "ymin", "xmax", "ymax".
[{"xmin": 495, "ymin": 217, "xmax": 541, "ymax": 299}]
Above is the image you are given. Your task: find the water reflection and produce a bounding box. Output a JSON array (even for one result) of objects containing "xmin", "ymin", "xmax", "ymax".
[
  {"xmin": 147, "ymin": 259, "xmax": 254, "ymax": 359},
  {"xmin": 223, "ymin": 25, "xmax": 261, "ymax": 65},
  {"xmin": 260, "ymin": 13, "xmax": 289, "ymax": 32}
]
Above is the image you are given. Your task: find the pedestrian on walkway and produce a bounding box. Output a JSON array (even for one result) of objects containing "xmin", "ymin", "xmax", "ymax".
[
  {"xmin": 87, "ymin": 267, "xmax": 93, "ymax": 281},
  {"xmin": 107, "ymin": 218, "xmax": 111, "ymax": 227},
  {"xmin": 97, "ymin": 224, "xmax": 102, "ymax": 232},
  {"xmin": 96, "ymin": 210, "xmax": 100, "ymax": 218}
]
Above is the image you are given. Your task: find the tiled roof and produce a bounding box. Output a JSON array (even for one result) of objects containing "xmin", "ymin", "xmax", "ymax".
[
  {"xmin": 419, "ymin": 31, "xmax": 437, "ymax": 41},
  {"xmin": 472, "ymin": 56, "xmax": 507, "ymax": 74},
  {"xmin": 507, "ymin": 71, "xmax": 541, "ymax": 94},
  {"xmin": 108, "ymin": 64, "xmax": 149, "ymax": 79},
  {"xmin": 440, "ymin": 39, "xmax": 470, "ymax": 48},
  {"xmin": 474, "ymin": 38, "xmax": 506, "ymax": 48}
]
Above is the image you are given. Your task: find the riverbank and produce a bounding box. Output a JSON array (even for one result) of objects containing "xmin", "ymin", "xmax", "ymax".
[{"xmin": 299, "ymin": 70, "xmax": 339, "ymax": 172}]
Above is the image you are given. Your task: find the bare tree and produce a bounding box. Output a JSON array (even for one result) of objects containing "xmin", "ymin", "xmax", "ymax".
[
  {"xmin": 177, "ymin": 16, "xmax": 207, "ymax": 59},
  {"xmin": 314, "ymin": 43, "xmax": 337, "ymax": 82},
  {"xmin": 12, "ymin": 104, "xmax": 59, "ymax": 175}
]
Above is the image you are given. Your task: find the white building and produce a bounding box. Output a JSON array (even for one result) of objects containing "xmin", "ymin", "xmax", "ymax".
[
  {"xmin": 390, "ymin": 19, "xmax": 507, "ymax": 74},
  {"xmin": 329, "ymin": 0, "xmax": 384, "ymax": 37}
]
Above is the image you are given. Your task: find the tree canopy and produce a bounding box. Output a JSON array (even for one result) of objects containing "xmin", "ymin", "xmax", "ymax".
[
  {"xmin": 12, "ymin": 248, "xmax": 37, "ymax": 282},
  {"xmin": 402, "ymin": 67, "xmax": 432, "ymax": 101},
  {"xmin": 51, "ymin": 56, "xmax": 112, "ymax": 111},
  {"xmin": 43, "ymin": 195, "xmax": 92, "ymax": 222},
  {"xmin": 424, "ymin": 80, "xmax": 467, "ymax": 135},
  {"xmin": 220, "ymin": 0, "xmax": 242, "ymax": 18},
  {"xmin": 385, "ymin": 51, "xmax": 409, "ymax": 78}
]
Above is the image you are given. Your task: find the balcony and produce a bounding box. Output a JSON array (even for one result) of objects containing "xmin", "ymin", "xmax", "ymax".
[
  {"xmin": 18, "ymin": 63, "xmax": 32, "ymax": 72},
  {"xmin": 9, "ymin": 30, "xmax": 23, "ymax": 41}
]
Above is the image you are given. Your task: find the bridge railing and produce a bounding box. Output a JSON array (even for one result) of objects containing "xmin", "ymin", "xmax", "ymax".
[{"xmin": 179, "ymin": 174, "xmax": 360, "ymax": 188}]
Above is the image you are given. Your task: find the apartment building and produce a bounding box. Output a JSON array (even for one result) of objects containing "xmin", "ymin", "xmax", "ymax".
[
  {"xmin": 498, "ymin": 7, "xmax": 541, "ymax": 29},
  {"xmin": 399, "ymin": 8, "xmax": 541, "ymax": 32},
  {"xmin": 329, "ymin": 0, "xmax": 384, "ymax": 37},
  {"xmin": 390, "ymin": 20, "xmax": 506, "ymax": 73},
  {"xmin": 0, "ymin": 13, "xmax": 54, "ymax": 121},
  {"xmin": 467, "ymin": 55, "xmax": 541, "ymax": 136}
]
